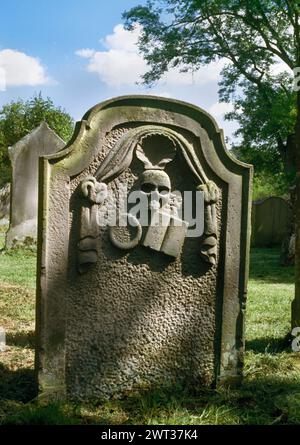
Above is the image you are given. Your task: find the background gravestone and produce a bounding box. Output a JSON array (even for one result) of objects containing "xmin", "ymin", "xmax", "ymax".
[
  {"xmin": 0, "ymin": 183, "xmax": 10, "ymax": 226},
  {"xmin": 5, "ymin": 122, "xmax": 65, "ymax": 248},
  {"xmin": 36, "ymin": 96, "xmax": 252, "ymax": 401},
  {"xmin": 251, "ymin": 197, "xmax": 291, "ymax": 247}
]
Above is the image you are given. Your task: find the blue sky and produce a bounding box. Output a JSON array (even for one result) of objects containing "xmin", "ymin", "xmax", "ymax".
[{"xmin": 0, "ymin": 0, "xmax": 237, "ymax": 140}]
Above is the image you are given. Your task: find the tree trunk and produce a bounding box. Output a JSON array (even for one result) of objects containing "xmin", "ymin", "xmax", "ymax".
[
  {"xmin": 280, "ymin": 185, "xmax": 296, "ymax": 266},
  {"xmin": 279, "ymin": 135, "xmax": 296, "ymax": 266},
  {"xmin": 285, "ymin": 134, "xmax": 296, "ymax": 175},
  {"xmin": 278, "ymin": 134, "xmax": 296, "ymax": 176},
  {"xmin": 291, "ymin": 88, "xmax": 300, "ymax": 329}
]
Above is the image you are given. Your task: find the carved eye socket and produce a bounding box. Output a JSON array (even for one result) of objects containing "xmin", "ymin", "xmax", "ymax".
[
  {"xmin": 141, "ymin": 183, "xmax": 156, "ymax": 193},
  {"xmin": 158, "ymin": 186, "xmax": 170, "ymax": 195}
]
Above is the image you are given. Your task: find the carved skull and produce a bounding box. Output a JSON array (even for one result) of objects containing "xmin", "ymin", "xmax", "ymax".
[{"xmin": 140, "ymin": 169, "xmax": 171, "ymax": 211}]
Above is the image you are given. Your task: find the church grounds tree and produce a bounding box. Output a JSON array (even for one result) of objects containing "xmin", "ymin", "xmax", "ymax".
[{"xmin": 223, "ymin": 76, "xmax": 296, "ymax": 199}]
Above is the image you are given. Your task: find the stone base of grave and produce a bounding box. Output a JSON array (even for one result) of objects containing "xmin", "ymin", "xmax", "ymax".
[
  {"xmin": 37, "ymin": 380, "xmax": 66, "ymax": 404},
  {"xmin": 5, "ymin": 219, "xmax": 37, "ymax": 249}
]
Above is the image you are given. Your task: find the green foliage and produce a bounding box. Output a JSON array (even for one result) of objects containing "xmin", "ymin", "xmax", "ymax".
[
  {"xmin": 0, "ymin": 93, "xmax": 74, "ymax": 186},
  {"xmin": 124, "ymin": 1, "xmax": 297, "ymax": 83},
  {"xmin": 252, "ymin": 171, "xmax": 293, "ymax": 201},
  {"xmin": 224, "ymin": 77, "xmax": 296, "ymax": 184},
  {"xmin": 123, "ymin": 1, "xmax": 299, "ymax": 184},
  {"xmin": 222, "ymin": 78, "xmax": 296, "ymax": 147}
]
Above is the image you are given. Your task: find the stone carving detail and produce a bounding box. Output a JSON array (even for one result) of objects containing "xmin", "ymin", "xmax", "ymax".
[
  {"xmin": 140, "ymin": 169, "xmax": 171, "ymax": 211},
  {"xmin": 77, "ymin": 205, "xmax": 100, "ymax": 274},
  {"xmin": 198, "ymin": 181, "xmax": 219, "ymax": 265},
  {"xmin": 78, "ymin": 177, "xmax": 107, "ymax": 273},
  {"xmin": 78, "ymin": 125, "xmax": 219, "ymax": 271},
  {"xmin": 138, "ymin": 169, "xmax": 189, "ymax": 257},
  {"xmin": 109, "ymin": 214, "xmax": 143, "ymax": 250},
  {"xmin": 80, "ymin": 176, "xmax": 107, "ymax": 205}
]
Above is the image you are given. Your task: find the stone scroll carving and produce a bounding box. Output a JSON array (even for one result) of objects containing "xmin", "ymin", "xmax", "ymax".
[
  {"xmin": 78, "ymin": 125, "xmax": 219, "ymax": 272},
  {"xmin": 198, "ymin": 181, "xmax": 219, "ymax": 265},
  {"xmin": 77, "ymin": 177, "xmax": 108, "ymax": 273}
]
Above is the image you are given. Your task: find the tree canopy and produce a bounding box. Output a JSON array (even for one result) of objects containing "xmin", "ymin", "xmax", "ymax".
[
  {"xmin": 124, "ymin": 1, "xmax": 298, "ymax": 82},
  {"xmin": 123, "ymin": 0, "xmax": 299, "ymax": 196},
  {"xmin": 0, "ymin": 93, "xmax": 74, "ymax": 186},
  {"xmin": 223, "ymin": 75, "xmax": 296, "ymax": 198}
]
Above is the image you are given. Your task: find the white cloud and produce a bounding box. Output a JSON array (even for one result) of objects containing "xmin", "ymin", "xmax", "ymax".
[
  {"xmin": 209, "ymin": 102, "xmax": 233, "ymax": 118},
  {"xmin": 76, "ymin": 24, "xmax": 225, "ymax": 87},
  {"xmin": 101, "ymin": 23, "xmax": 141, "ymax": 52},
  {"xmin": 83, "ymin": 48, "xmax": 147, "ymax": 87},
  {"xmin": 75, "ymin": 48, "xmax": 96, "ymax": 58},
  {"xmin": 0, "ymin": 49, "xmax": 52, "ymax": 89},
  {"xmin": 0, "ymin": 67, "xmax": 5, "ymax": 91},
  {"xmin": 76, "ymin": 24, "xmax": 147, "ymax": 87}
]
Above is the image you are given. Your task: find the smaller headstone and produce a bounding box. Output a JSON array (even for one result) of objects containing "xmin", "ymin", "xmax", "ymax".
[
  {"xmin": 251, "ymin": 196, "xmax": 291, "ymax": 247},
  {"xmin": 0, "ymin": 183, "xmax": 10, "ymax": 226},
  {"xmin": 5, "ymin": 122, "xmax": 65, "ymax": 248}
]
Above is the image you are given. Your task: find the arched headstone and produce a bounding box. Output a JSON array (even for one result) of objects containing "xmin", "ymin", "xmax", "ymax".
[{"xmin": 36, "ymin": 96, "xmax": 252, "ymax": 400}]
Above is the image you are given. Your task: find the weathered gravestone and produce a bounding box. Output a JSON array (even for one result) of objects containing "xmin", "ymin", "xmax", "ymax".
[
  {"xmin": 5, "ymin": 122, "xmax": 65, "ymax": 248},
  {"xmin": 36, "ymin": 96, "xmax": 252, "ymax": 401},
  {"xmin": 251, "ymin": 196, "xmax": 291, "ymax": 247}
]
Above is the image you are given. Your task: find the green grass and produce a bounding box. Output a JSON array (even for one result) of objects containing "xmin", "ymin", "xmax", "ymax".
[
  {"xmin": 246, "ymin": 248, "xmax": 294, "ymax": 352},
  {"xmin": 0, "ymin": 246, "xmax": 299, "ymax": 425},
  {"xmin": 0, "ymin": 225, "xmax": 6, "ymax": 250},
  {"xmin": 0, "ymin": 225, "xmax": 36, "ymax": 288},
  {"xmin": 0, "ymin": 249, "xmax": 36, "ymax": 289}
]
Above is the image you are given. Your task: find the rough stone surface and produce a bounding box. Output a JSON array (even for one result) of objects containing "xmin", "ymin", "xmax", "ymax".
[
  {"xmin": 5, "ymin": 122, "xmax": 65, "ymax": 248},
  {"xmin": 36, "ymin": 96, "xmax": 252, "ymax": 401},
  {"xmin": 0, "ymin": 183, "xmax": 10, "ymax": 226}
]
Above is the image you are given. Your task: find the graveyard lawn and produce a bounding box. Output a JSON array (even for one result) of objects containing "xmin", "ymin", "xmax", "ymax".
[{"xmin": 0, "ymin": 240, "xmax": 299, "ymax": 425}]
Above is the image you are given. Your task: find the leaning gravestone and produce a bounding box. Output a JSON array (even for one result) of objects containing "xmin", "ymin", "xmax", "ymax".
[
  {"xmin": 36, "ymin": 96, "xmax": 252, "ymax": 401},
  {"xmin": 5, "ymin": 122, "xmax": 65, "ymax": 248}
]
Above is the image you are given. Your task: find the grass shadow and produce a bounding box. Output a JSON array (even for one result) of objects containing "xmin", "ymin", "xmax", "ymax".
[
  {"xmin": 5, "ymin": 331, "xmax": 35, "ymax": 349},
  {"xmin": 246, "ymin": 335, "xmax": 291, "ymax": 354},
  {"xmin": 1, "ymin": 365, "xmax": 300, "ymax": 425},
  {"xmin": 119, "ymin": 376, "xmax": 300, "ymax": 424},
  {"xmin": 0, "ymin": 363, "xmax": 36, "ymax": 403},
  {"xmin": 2, "ymin": 403, "xmax": 81, "ymax": 425},
  {"xmin": 250, "ymin": 248, "xmax": 294, "ymax": 284}
]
